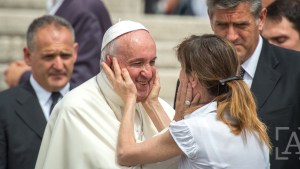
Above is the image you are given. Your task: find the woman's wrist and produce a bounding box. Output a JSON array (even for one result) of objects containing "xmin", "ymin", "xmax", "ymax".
[{"xmin": 142, "ymin": 100, "xmax": 170, "ymax": 131}]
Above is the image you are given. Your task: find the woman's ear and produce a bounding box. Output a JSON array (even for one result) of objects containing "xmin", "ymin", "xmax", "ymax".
[{"xmin": 187, "ymin": 72, "xmax": 198, "ymax": 88}]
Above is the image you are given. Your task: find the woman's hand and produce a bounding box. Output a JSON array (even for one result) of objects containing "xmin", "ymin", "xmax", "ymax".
[
  {"xmin": 174, "ymin": 76, "xmax": 200, "ymax": 121},
  {"xmin": 142, "ymin": 71, "xmax": 171, "ymax": 131},
  {"xmin": 101, "ymin": 57, "xmax": 137, "ymax": 104},
  {"xmin": 143, "ymin": 71, "xmax": 161, "ymax": 105}
]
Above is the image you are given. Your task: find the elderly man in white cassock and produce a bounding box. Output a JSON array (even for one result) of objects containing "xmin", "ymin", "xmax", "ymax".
[{"xmin": 35, "ymin": 20, "xmax": 179, "ymax": 169}]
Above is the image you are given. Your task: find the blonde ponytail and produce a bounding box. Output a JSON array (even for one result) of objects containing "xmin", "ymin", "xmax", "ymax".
[{"xmin": 216, "ymin": 80, "xmax": 272, "ymax": 150}]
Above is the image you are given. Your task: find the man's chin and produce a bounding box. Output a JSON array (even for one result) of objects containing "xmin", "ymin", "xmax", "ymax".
[
  {"xmin": 235, "ymin": 48, "xmax": 246, "ymax": 58},
  {"xmin": 136, "ymin": 93, "xmax": 149, "ymax": 102},
  {"xmin": 136, "ymin": 85, "xmax": 151, "ymax": 100},
  {"xmin": 49, "ymin": 80, "xmax": 68, "ymax": 90}
]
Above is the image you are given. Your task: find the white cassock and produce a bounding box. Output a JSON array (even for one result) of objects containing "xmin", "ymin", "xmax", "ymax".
[{"xmin": 35, "ymin": 71, "xmax": 179, "ymax": 169}]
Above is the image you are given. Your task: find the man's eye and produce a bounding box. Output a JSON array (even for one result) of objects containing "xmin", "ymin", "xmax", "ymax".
[
  {"xmin": 235, "ymin": 23, "xmax": 247, "ymax": 29},
  {"xmin": 150, "ymin": 60, "xmax": 156, "ymax": 66},
  {"xmin": 44, "ymin": 55, "xmax": 55, "ymax": 60},
  {"xmin": 274, "ymin": 37, "xmax": 287, "ymax": 44},
  {"xmin": 216, "ymin": 23, "xmax": 227, "ymax": 28},
  {"xmin": 237, "ymin": 24, "xmax": 247, "ymax": 29},
  {"xmin": 60, "ymin": 54, "xmax": 72, "ymax": 59},
  {"xmin": 132, "ymin": 62, "xmax": 143, "ymax": 66}
]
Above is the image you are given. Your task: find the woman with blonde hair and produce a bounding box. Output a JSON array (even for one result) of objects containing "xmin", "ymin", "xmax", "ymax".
[{"xmin": 102, "ymin": 34, "xmax": 271, "ymax": 169}]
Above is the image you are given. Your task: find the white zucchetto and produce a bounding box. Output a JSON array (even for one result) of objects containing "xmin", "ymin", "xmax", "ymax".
[{"xmin": 101, "ymin": 20, "xmax": 148, "ymax": 51}]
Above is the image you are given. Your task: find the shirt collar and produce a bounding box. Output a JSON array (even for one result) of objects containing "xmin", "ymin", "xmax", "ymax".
[
  {"xmin": 30, "ymin": 75, "xmax": 70, "ymax": 105},
  {"xmin": 184, "ymin": 101, "xmax": 217, "ymax": 119},
  {"xmin": 241, "ymin": 35, "xmax": 263, "ymax": 79}
]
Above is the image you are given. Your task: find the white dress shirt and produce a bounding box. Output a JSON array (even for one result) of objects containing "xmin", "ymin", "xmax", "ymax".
[
  {"xmin": 241, "ymin": 35, "xmax": 263, "ymax": 88},
  {"xmin": 30, "ymin": 75, "xmax": 70, "ymax": 120}
]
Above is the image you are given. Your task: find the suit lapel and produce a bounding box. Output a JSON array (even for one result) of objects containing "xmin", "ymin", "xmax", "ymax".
[
  {"xmin": 70, "ymin": 82, "xmax": 78, "ymax": 90},
  {"xmin": 15, "ymin": 81, "xmax": 76, "ymax": 138},
  {"xmin": 15, "ymin": 82, "xmax": 47, "ymax": 139},
  {"xmin": 251, "ymin": 39, "xmax": 281, "ymax": 110}
]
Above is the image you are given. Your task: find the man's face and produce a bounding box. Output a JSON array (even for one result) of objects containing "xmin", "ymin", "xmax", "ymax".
[
  {"xmin": 24, "ymin": 25, "xmax": 77, "ymax": 92},
  {"xmin": 262, "ymin": 17, "xmax": 300, "ymax": 51},
  {"xmin": 117, "ymin": 30, "xmax": 157, "ymax": 102},
  {"xmin": 209, "ymin": 3, "xmax": 266, "ymax": 63}
]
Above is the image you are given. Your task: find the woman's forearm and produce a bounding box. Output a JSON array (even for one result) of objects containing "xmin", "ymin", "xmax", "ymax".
[
  {"xmin": 142, "ymin": 100, "xmax": 171, "ymax": 131},
  {"xmin": 117, "ymin": 97, "xmax": 137, "ymax": 165},
  {"xmin": 117, "ymin": 98, "xmax": 182, "ymax": 166}
]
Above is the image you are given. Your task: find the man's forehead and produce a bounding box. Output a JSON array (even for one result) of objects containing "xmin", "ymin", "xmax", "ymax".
[
  {"xmin": 126, "ymin": 56, "xmax": 157, "ymax": 62},
  {"xmin": 211, "ymin": 9, "xmax": 254, "ymax": 23},
  {"xmin": 211, "ymin": 3, "xmax": 252, "ymax": 15}
]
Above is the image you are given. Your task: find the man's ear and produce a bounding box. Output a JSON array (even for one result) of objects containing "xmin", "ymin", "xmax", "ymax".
[
  {"xmin": 258, "ymin": 8, "xmax": 267, "ymax": 32},
  {"xmin": 105, "ymin": 55, "xmax": 114, "ymax": 71},
  {"xmin": 23, "ymin": 47, "xmax": 31, "ymax": 66},
  {"xmin": 73, "ymin": 42, "xmax": 79, "ymax": 61},
  {"xmin": 105, "ymin": 55, "xmax": 113, "ymax": 69}
]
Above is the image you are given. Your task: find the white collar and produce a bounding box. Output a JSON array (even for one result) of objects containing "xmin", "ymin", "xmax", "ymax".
[
  {"xmin": 184, "ymin": 101, "xmax": 217, "ymax": 119},
  {"xmin": 97, "ymin": 71, "xmax": 124, "ymax": 106},
  {"xmin": 241, "ymin": 35, "xmax": 263, "ymax": 79},
  {"xmin": 30, "ymin": 75, "xmax": 70, "ymax": 106}
]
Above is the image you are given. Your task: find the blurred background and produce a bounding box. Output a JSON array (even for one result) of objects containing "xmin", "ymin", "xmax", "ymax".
[{"xmin": 0, "ymin": 0, "xmax": 212, "ymax": 106}]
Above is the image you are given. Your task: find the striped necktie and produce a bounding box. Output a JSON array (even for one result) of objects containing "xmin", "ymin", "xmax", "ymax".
[{"xmin": 240, "ymin": 67, "xmax": 246, "ymax": 79}]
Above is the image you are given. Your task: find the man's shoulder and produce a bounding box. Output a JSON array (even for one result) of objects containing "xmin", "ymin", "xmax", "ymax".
[
  {"xmin": 0, "ymin": 85, "xmax": 34, "ymax": 118},
  {"xmin": 63, "ymin": 77, "xmax": 98, "ymax": 99},
  {"xmin": 266, "ymin": 42, "xmax": 300, "ymax": 59},
  {"xmin": 0, "ymin": 84, "xmax": 30, "ymax": 101},
  {"xmin": 260, "ymin": 42, "xmax": 300, "ymax": 70},
  {"xmin": 57, "ymin": 76, "xmax": 109, "ymax": 111}
]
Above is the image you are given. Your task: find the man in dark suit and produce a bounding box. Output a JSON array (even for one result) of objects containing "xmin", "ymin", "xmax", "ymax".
[
  {"xmin": 50, "ymin": 0, "xmax": 112, "ymax": 84},
  {"xmin": 4, "ymin": 0, "xmax": 112, "ymax": 87},
  {"xmin": 175, "ymin": 0, "xmax": 300, "ymax": 168},
  {"xmin": 262, "ymin": 0, "xmax": 300, "ymax": 52},
  {"xmin": 207, "ymin": 0, "xmax": 300, "ymax": 168},
  {"xmin": 0, "ymin": 15, "xmax": 77, "ymax": 169}
]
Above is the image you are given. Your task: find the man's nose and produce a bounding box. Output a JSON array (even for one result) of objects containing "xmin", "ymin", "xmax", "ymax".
[
  {"xmin": 141, "ymin": 64, "xmax": 152, "ymax": 78},
  {"xmin": 226, "ymin": 26, "xmax": 239, "ymax": 42},
  {"xmin": 53, "ymin": 56, "xmax": 64, "ymax": 69}
]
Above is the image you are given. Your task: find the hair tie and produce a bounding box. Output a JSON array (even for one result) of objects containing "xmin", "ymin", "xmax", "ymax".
[{"xmin": 219, "ymin": 76, "xmax": 242, "ymax": 85}]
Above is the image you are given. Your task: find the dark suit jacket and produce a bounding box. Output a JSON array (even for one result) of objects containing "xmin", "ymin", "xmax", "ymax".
[
  {"xmin": 19, "ymin": 0, "xmax": 112, "ymax": 86},
  {"xmin": 56, "ymin": 0, "xmax": 112, "ymax": 84},
  {"xmin": 252, "ymin": 39, "xmax": 300, "ymax": 169},
  {"xmin": 173, "ymin": 39, "xmax": 300, "ymax": 169},
  {"xmin": 0, "ymin": 81, "xmax": 76, "ymax": 169}
]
